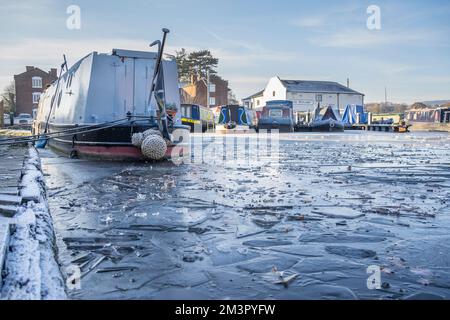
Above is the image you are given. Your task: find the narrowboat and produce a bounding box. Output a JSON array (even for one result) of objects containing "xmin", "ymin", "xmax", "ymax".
[
  {"xmin": 257, "ymin": 100, "xmax": 295, "ymax": 132},
  {"xmin": 180, "ymin": 104, "xmax": 215, "ymax": 132},
  {"xmin": 310, "ymin": 105, "xmax": 344, "ymax": 132},
  {"xmin": 32, "ymin": 29, "xmax": 190, "ymax": 160},
  {"xmin": 216, "ymin": 105, "xmax": 258, "ymax": 133},
  {"xmin": 405, "ymin": 107, "xmax": 450, "ymax": 132}
]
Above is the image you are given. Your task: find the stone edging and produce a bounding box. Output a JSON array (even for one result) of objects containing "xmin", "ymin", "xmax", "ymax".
[{"xmin": 0, "ymin": 145, "xmax": 67, "ymax": 300}]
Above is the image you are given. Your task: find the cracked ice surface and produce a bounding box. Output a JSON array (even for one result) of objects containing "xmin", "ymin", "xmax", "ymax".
[{"xmin": 41, "ymin": 131, "xmax": 450, "ymax": 300}]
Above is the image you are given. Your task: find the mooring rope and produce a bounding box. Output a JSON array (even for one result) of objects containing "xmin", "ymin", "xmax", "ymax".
[{"xmin": 0, "ymin": 116, "xmax": 155, "ymax": 146}]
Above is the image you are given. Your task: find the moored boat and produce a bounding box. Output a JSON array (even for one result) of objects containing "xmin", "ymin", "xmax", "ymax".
[
  {"xmin": 180, "ymin": 104, "xmax": 215, "ymax": 133},
  {"xmin": 310, "ymin": 105, "xmax": 344, "ymax": 132},
  {"xmin": 215, "ymin": 105, "xmax": 258, "ymax": 134},
  {"xmin": 257, "ymin": 100, "xmax": 295, "ymax": 133},
  {"xmin": 32, "ymin": 29, "xmax": 190, "ymax": 160}
]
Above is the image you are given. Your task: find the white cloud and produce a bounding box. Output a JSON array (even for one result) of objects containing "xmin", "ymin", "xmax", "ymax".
[
  {"xmin": 290, "ymin": 17, "xmax": 325, "ymax": 28},
  {"xmin": 308, "ymin": 28, "xmax": 435, "ymax": 48},
  {"xmin": 0, "ymin": 36, "xmax": 300, "ymax": 99}
]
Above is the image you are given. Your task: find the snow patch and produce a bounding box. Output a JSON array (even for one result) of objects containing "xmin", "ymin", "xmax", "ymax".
[{"xmin": 1, "ymin": 146, "xmax": 66, "ymax": 300}]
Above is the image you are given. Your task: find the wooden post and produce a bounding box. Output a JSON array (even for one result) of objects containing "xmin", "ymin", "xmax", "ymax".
[
  {"xmin": 0, "ymin": 100, "xmax": 4, "ymax": 128},
  {"xmin": 368, "ymin": 112, "xmax": 373, "ymax": 125}
]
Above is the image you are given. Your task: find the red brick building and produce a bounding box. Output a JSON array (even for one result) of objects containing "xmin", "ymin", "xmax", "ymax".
[
  {"xmin": 14, "ymin": 66, "xmax": 57, "ymax": 115},
  {"xmin": 180, "ymin": 74, "xmax": 229, "ymax": 108}
]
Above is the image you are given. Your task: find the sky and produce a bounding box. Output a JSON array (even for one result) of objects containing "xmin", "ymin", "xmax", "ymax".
[{"xmin": 0, "ymin": 0, "xmax": 449, "ymax": 103}]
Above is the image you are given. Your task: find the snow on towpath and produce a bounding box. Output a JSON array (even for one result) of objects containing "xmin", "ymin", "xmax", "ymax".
[{"xmin": 1, "ymin": 146, "xmax": 66, "ymax": 300}]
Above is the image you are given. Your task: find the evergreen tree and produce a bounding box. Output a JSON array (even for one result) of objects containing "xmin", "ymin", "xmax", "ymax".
[{"xmin": 175, "ymin": 49, "xmax": 219, "ymax": 82}]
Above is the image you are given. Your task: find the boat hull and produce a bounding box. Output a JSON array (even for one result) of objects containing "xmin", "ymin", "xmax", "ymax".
[
  {"xmin": 215, "ymin": 125, "xmax": 257, "ymax": 134},
  {"xmin": 310, "ymin": 120, "xmax": 344, "ymax": 132},
  {"xmin": 408, "ymin": 122, "xmax": 450, "ymax": 132},
  {"xmin": 38, "ymin": 122, "xmax": 188, "ymax": 161},
  {"xmin": 258, "ymin": 124, "xmax": 294, "ymax": 133}
]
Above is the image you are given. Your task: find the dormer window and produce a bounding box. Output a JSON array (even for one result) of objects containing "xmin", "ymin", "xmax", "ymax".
[{"xmin": 32, "ymin": 76, "xmax": 42, "ymax": 88}]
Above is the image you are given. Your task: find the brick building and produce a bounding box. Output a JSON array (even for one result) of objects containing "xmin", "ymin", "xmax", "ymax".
[
  {"xmin": 180, "ymin": 74, "xmax": 229, "ymax": 108},
  {"xmin": 14, "ymin": 66, "xmax": 57, "ymax": 115}
]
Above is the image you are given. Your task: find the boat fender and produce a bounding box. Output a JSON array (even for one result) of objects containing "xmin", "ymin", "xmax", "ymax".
[
  {"xmin": 141, "ymin": 135, "xmax": 167, "ymax": 160},
  {"xmin": 131, "ymin": 132, "xmax": 145, "ymax": 147},
  {"xmin": 143, "ymin": 129, "xmax": 163, "ymax": 138}
]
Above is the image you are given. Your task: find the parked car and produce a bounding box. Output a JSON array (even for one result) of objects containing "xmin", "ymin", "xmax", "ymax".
[{"xmin": 14, "ymin": 113, "xmax": 33, "ymax": 125}]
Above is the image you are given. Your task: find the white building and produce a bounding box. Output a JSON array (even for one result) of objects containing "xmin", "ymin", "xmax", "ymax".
[
  {"xmin": 243, "ymin": 76, "xmax": 364, "ymax": 113},
  {"xmin": 242, "ymin": 90, "xmax": 264, "ymax": 110}
]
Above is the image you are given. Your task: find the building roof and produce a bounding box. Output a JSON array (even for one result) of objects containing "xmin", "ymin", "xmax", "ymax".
[
  {"xmin": 14, "ymin": 66, "xmax": 58, "ymax": 79},
  {"xmin": 280, "ymin": 79, "xmax": 364, "ymax": 95},
  {"xmin": 243, "ymin": 89, "xmax": 264, "ymax": 101}
]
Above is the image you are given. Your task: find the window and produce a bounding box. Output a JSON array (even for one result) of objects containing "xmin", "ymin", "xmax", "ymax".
[
  {"xmin": 209, "ymin": 97, "xmax": 216, "ymax": 106},
  {"xmin": 32, "ymin": 92, "xmax": 41, "ymax": 104},
  {"xmin": 209, "ymin": 84, "xmax": 216, "ymax": 93},
  {"xmin": 257, "ymin": 100, "xmax": 260, "ymax": 106},
  {"xmin": 272, "ymin": 91, "xmax": 276, "ymax": 97},
  {"xmin": 269, "ymin": 109, "xmax": 283, "ymax": 118},
  {"xmin": 32, "ymin": 77, "xmax": 42, "ymax": 88},
  {"xmin": 315, "ymin": 94, "xmax": 323, "ymax": 102},
  {"xmin": 181, "ymin": 105, "xmax": 191, "ymax": 118}
]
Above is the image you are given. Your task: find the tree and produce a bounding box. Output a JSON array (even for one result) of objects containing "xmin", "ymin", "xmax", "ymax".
[
  {"xmin": 187, "ymin": 50, "xmax": 218, "ymax": 79},
  {"xmin": 175, "ymin": 48, "xmax": 192, "ymax": 82},
  {"xmin": 393, "ymin": 104, "xmax": 409, "ymax": 113},
  {"xmin": 175, "ymin": 48, "xmax": 219, "ymax": 82},
  {"xmin": 228, "ymin": 89, "xmax": 239, "ymax": 105},
  {"xmin": 1, "ymin": 82, "xmax": 16, "ymax": 114}
]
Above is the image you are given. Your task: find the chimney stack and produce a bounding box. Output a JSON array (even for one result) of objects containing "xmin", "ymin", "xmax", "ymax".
[
  {"xmin": 49, "ymin": 68, "xmax": 57, "ymax": 78},
  {"xmin": 26, "ymin": 66, "xmax": 34, "ymax": 72}
]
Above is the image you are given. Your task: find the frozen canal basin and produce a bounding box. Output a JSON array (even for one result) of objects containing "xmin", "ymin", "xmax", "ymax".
[{"xmin": 41, "ymin": 131, "xmax": 450, "ymax": 300}]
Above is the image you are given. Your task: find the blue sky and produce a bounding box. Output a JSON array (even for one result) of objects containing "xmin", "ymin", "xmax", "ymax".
[{"xmin": 1, "ymin": 0, "xmax": 449, "ymax": 103}]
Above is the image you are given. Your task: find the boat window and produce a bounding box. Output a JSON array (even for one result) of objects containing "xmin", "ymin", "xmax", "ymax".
[
  {"xmin": 269, "ymin": 109, "xmax": 283, "ymax": 118},
  {"xmin": 181, "ymin": 105, "xmax": 192, "ymax": 118}
]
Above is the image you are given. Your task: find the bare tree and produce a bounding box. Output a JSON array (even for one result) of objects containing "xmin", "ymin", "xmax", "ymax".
[
  {"xmin": 1, "ymin": 81, "xmax": 16, "ymax": 114},
  {"xmin": 227, "ymin": 89, "xmax": 239, "ymax": 105}
]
